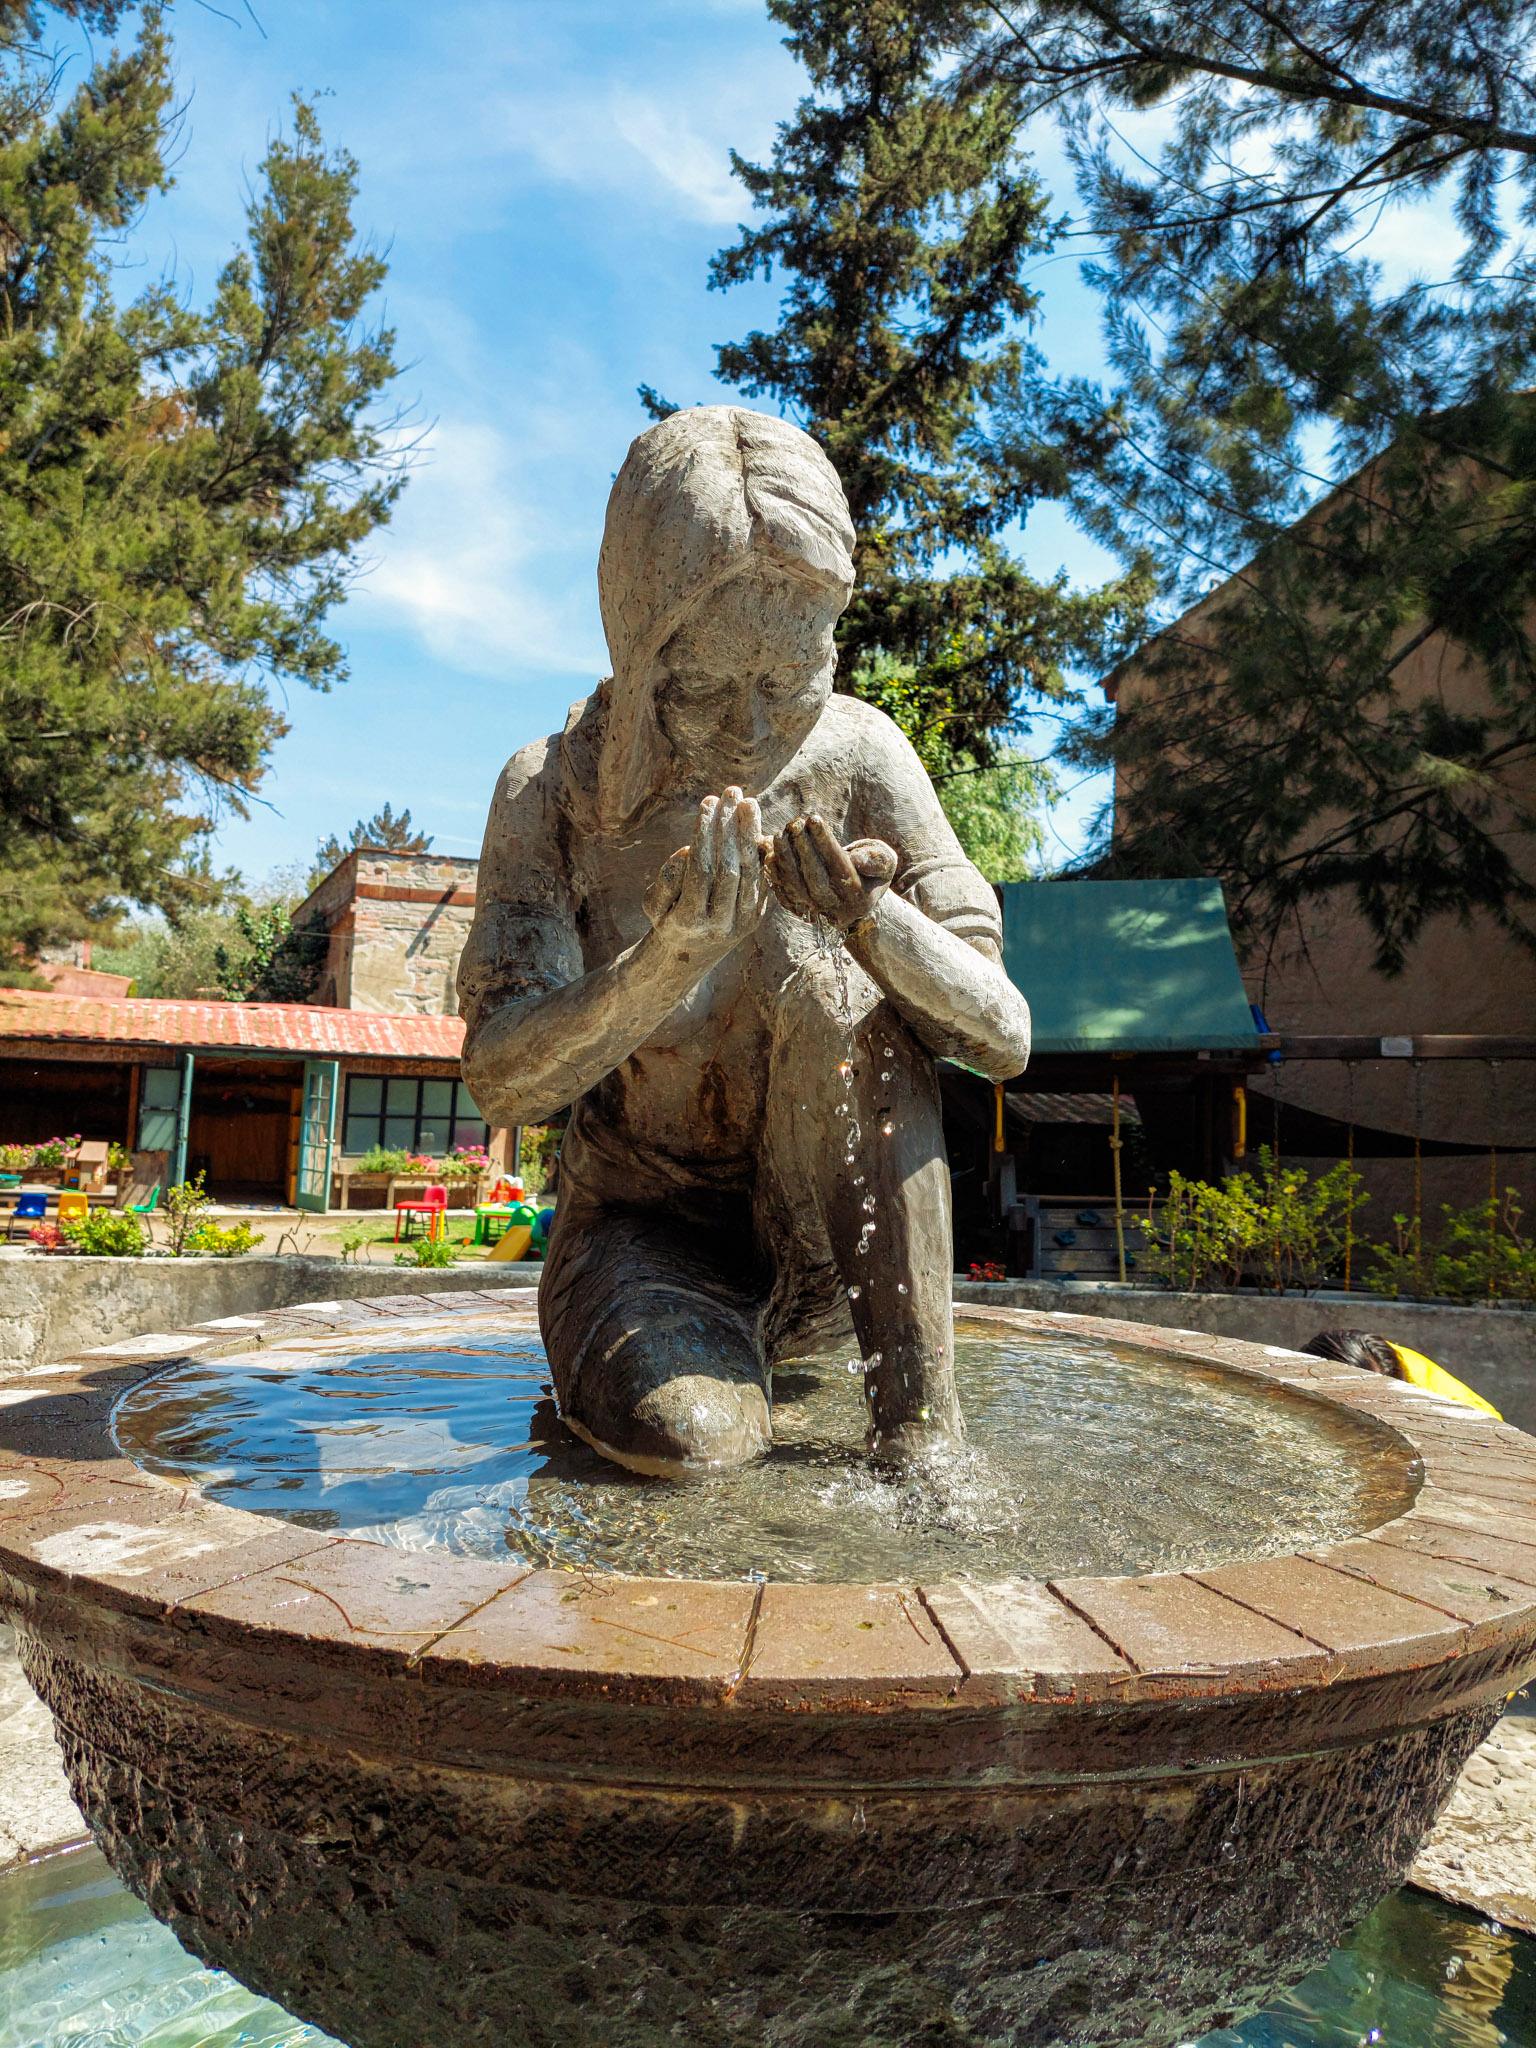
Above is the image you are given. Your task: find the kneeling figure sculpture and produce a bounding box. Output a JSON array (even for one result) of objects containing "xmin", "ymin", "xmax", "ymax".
[{"xmin": 458, "ymin": 404, "xmax": 1031, "ymax": 1470}]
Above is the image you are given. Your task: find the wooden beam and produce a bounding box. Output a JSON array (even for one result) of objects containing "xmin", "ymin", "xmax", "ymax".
[{"xmin": 1275, "ymin": 1035, "xmax": 1536, "ymax": 1061}]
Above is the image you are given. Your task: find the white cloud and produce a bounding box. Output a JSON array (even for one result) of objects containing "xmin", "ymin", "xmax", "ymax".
[{"xmin": 354, "ymin": 417, "xmax": 608, "ymax": 681}]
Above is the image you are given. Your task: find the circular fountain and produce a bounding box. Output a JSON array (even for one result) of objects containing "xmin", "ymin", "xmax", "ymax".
[{"xmin": 4, "ymin": 1287, "xmax": 1536, "ymax": 2048}]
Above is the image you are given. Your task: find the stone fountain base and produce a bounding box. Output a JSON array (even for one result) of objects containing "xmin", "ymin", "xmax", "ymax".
[{"xmin": 4, "ymin": 1292, "xmax": 1536, "ymax": 2047}]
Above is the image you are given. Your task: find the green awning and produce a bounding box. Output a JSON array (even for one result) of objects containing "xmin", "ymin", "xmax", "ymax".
[{"xmin": 998, "ymin": 878, "xmax": 1260, "ymax": 1054}]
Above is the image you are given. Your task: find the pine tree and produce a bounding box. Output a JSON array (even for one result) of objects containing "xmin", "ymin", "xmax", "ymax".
[
  {"xmin": 0, "ymin": 14, "xmax": 404, "ymax": 963},
  {"xmin": 643, "ymin": 0, "xmax": 1148, "ymax": 772},
  {"xmin": 312, "ymin": 802, "xmax": 434, "ymax": 881},
  {"xmin": 941, "ymin": 0, "xmax": 1536, "ymax": 969}
]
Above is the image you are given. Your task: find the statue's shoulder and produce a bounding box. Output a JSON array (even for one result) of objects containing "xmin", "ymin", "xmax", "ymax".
[
  {"xmin": 490, "ymin": 701, "xmax": 593, "ymax": 826},
  {"xmin": 826, "ymin": 691, "xmax": 930, "ymax": 795}
]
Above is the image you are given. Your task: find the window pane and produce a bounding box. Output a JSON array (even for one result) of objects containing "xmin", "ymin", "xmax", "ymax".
[
  {"xmin": 417, "ymin": 1120, "xmax": 449, "ymax": 1154},
  {"xmin": 385, "ymin": 1077, "xmax": 418, "ymax": 1116},
  {"xmin": 455, "ymin": 1081, "xmax": 482, "ymax": 1119},
  {"xmin": 343, "ymin": 1116, "xmax": 376, "ymax": 1154},
  {"xmin": 421, "ymin": 1080, "xmax": 452, "ymax": 1117},
  {"xmin": 347, "ymin": 1076, "xmax": 382, "ymax": 1116},
  {"xmin": 143, "ymin": 1067, "xmax": 181, "ymax": 1110},
  {"xmin": 450, "ymin": 1119, "xmax": 487, "ymax": 1151},
  {"xmin": 383, "ymin": 1117, "xmax": 416, "ymax": 1149}
]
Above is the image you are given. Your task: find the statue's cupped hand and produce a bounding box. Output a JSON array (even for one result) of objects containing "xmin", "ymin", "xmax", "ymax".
[
  {"xmin": 767, "ymin": 815, "xmax": 898, "ymax": 932},
  {"xmin": 644, "ymin": 787, "xmax": 770, "ymax": 963}
]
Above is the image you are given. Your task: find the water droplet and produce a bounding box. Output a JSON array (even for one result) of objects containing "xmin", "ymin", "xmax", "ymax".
[
  {"xmin": 883, "ymin": 1046, "xmax": 895, "ymax": 1058},
  {"xmin": 861, "ymin": 1194, "xmax": 876, "ymax": 1213},
  {"xmin": 847, "ymin": 1284, "xmax": 862, "ymax": 1301},
  {"xmin": 844, "ymin": 1153, "xmax": 856, "ymax": 1166},
  {"xmin": 880, "ymin": 1070, "xmax": 892, "ymax": 1082},
  {"xmin": 853, "ymin": 1175, "xmax": 865, "ymax": 1187},
  {"xmin": 897, "ymin": 1281, "xmax": 908, "ymax": 1294},
  {"xmin": 844, "ymin": 1358, "xmax": 861, "ymax": 1374},
  {"xmin": 880, "ymin": 1121, "xmax": 893, "ymax": 1136},
  {"xmin": 837, "ymin": 1059, "xmax": 853, "ymax": 1079},
  {"xmin": 919, "ymin": 1405, "xmax": 930, "ymax": 1421}
]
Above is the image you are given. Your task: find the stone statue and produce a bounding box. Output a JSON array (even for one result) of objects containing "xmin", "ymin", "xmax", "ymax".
[{"xmin": 458, "ymin": 407, "xmax": 1030, "ymax": 1473}]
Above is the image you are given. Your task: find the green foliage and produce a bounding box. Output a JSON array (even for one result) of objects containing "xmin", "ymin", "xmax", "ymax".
[
  {"xmin": 852, "ymin": 653, "xmax": 1055, "ymax": 878},
  {"xmin": 1139, "ymin": 1148, "xmax": 1366, "ymax": 1294},
  {"xmin": 1365, "ymin": 1190, "xmax": 1536, "ymax": 1304},
  {"xmin": 212, "ymin": 901, "xmax": 325, "ymax": 1005},
  {"xmin": 182, "ymin": 1220, "xmax": 264, "ymax": 1258},
  {"xmin": 0, "ymin": 1143, "xmax": 30, "ymax": 1172},
  {"xmin": 929, "ymin": 0, "xmax": 1536, "ymax": 966},
  {"xmin": 518, "ymin": 1124, "xmax": 560, "ymax": 1197},
  {"xmin": 95, "ymin": 864, "xmax": 317, "ymax": 999},
  {"xmin": 162, "ymin": 1171, "xmax": 214, "ymax": 1257},
  {"xmin": 312, "ymin": 803, "xmax": 433, "ymax": 885},
  {"xmin": 61, "ymin": 1209, "xmax": 146, "ymax": 1257},
  {"xmin": 352, "ymin": 1144, "xmax": 413, "ymax": 1174},
  {"xmin": 0, "ymin": 22, "xmax": 404, "ymax": 959},
  {"xmin": 395, "ymin": 1233, "xmax": 457, "ymax": 1269},
  {"xmin": 646, "ymin": 0, "xmax": 1149, "ymax": 772}
]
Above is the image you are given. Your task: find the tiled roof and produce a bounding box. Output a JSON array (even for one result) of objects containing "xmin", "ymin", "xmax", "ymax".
[{"xmin": 0, "ymin": 989, "xmax": 466, "ymax": 1060}]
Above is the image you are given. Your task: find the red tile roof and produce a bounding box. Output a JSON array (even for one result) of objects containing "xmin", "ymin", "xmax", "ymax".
[{"xmin": 0, "ymin": 989, "xmax": 466, "ymax": 1060}]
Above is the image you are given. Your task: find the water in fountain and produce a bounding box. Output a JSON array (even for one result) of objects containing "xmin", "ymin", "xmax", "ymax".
[{"xmin": 113, "ymin": 1312, "xmax": 1416, "ymax": 1583}]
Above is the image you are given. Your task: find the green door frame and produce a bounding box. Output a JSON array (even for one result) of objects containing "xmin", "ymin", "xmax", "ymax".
[{"xmin": 295, "ymin": 1059, "xmax": 340, "ymax": 1213}]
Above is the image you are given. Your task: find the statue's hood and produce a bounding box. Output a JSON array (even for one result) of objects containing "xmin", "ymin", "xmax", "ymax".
[{"xmin": 561, "ymin": 407, "xmax": 854, "ymax": 834}]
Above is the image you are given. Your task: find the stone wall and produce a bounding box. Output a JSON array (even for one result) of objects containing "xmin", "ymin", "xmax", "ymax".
[
  {"xmin": 0, "ymin": 1256, "xmax": 540, "ymax": 1378},
  {"xmin": 295, "ymin": 851, "xmax": 479, "ymax": 1016}
]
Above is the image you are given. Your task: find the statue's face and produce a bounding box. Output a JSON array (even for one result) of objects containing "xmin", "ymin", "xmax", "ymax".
[{"xmin": 656, "ymin": 562, "xmax": 843, "ymax": 787}]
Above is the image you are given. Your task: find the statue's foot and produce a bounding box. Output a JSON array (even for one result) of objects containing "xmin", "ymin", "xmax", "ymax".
[
  {"xmin": 565, "ymin": 1374, "xmax": 771, "ymax": 1479},
  {"xmin": 562, "ymin": 1304, "xmax": 773, "ymax": 1479}
]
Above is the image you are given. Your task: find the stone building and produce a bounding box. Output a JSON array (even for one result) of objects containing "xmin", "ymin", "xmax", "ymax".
[{"xmin": 296, "ymin": 851, "xmax": 480, "ymax": 1016}]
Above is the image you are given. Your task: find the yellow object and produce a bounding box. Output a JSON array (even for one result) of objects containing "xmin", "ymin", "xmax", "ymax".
[
  {"xmin": 486, "ymin": 1222, "xmax": 533, "ymax": 1263},
  {"xmin": 56, "ymin": 1190, "xmax": 88, "ymax": 1223},
  {"xmin": 1390, "ymin": 1343, "xmax": 1502, "ymax": 1419}
]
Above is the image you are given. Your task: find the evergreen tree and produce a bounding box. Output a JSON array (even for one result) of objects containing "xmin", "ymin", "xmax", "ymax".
[
  {"xmin": 644, "ymin": 0, "xmax": 1148, "ymax": 771},
  {"xmin": 941, "ymin": 0, "xmax": 1536, "ymax": 969},
  {"xmin": 0, "ymin": 12, "xmax": 405, "ymax": 962},
  {"xmin": 312, "ymin": 802, "xmax": 433, "ymax": 882}
]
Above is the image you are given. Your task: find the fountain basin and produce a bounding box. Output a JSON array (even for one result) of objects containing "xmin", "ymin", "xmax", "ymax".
[{"xmin": 3, "ymin": 1291, "xmax": 1536, "ymax": 2048}]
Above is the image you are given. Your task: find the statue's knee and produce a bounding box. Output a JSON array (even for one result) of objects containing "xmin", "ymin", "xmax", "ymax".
[{"xmin": 567, "ymin": 1301, "xmax": 770, "ymax": 1474}]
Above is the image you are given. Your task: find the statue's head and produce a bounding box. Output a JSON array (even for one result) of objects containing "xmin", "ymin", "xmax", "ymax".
[{"xmin": 594, "ymin": 407, "xmax": 855, "ymax": 824}]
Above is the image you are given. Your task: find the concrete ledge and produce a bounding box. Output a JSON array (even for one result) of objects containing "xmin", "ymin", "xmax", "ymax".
[
  {"xmin": 954, "ymin": 1281, "xmax": 1536, "ymax": 1434},
  {"xmin": 0, "ymin": 1255, "xmax": 544, "ymax": 1377}
]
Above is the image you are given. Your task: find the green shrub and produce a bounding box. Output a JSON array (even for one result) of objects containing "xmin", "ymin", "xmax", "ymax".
[
  {"xmin": 353, "ymin": 1145, "xmax": 413, "ymax": 1174},
  {"xmin": 62, "ymin": 1211, "xmax": 147, "ymax": 1257},
  {"xmin": 163, "ymin": 1173, "xmax": 215, "ymax": 1257},
  {"xmin": 183, "ymin": 1221, "xmax": 264, "ymax": 1258},
  {"xmin": 395, "ymin": 1234, "xmax": 457, "ymax": 1268},
  {"xmin": 0, "ymin": 1142, "xmax": 31, "ymax": 1173},
  {"xmin": 1365, "ymin": 1190, "xmax": 1536, "ymax": 1304},
  {"xmin": 1139, "ymin": 1148, "xmax": 1366, "ymax": 1294}
]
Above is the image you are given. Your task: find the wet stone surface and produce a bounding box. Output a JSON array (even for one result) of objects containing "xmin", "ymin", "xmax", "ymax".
[{"xmin": 110, "ymin": 1309, "xmax": 1418, "ymax": 1583}]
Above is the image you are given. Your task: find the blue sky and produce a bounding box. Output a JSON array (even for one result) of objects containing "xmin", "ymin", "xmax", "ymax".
[{"xmin": 58, "ymin": 1, "xmax": 1464, "ymax": 887}]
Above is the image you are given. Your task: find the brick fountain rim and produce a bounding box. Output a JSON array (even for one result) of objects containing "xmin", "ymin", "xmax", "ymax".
[{"xmin": 3, "ymin": 1288, "xmax": 1536, "ymax": 1788}]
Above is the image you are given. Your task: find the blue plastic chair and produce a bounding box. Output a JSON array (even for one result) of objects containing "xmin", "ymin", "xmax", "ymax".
[{"xmin": 6, "ymin": 1190, "xmax": 49, "ymax": 1241}]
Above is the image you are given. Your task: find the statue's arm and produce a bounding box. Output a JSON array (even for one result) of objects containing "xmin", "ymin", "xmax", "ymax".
[
  {"xmin": 778, "ymin": 709, "xmax": 1030, "ymax": 1080},
  {"xmin": 845, "ymin": 889, "xmax": 1028, "ymax": 1080},
  {"xmin": 458, "ymin": 757, "xmax": 767, "ymax": 1127}
]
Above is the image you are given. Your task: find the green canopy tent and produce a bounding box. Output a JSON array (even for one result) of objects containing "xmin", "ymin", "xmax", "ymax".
[{"xmin": 996, "ymin": 878, "xmax": 1261, "ymax": 1056}]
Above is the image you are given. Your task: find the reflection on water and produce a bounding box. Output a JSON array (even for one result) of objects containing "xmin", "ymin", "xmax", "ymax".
[
  {"xmin": 112, "ymin": 1314, "xmax": 1415, "ymax": 1582},
  {"xmin": 2, "ymin": 1845, "xmax": 1532, "ymax": 2048}
]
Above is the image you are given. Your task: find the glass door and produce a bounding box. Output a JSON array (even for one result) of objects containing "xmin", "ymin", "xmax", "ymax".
[{"xmin": 295, "ymin": 1060, "xmax": 339, "ymax": 1213}]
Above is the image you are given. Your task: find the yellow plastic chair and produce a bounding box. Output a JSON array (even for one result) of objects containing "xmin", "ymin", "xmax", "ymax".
[{"xmin": 56, "ymin": 1190, "xmax": 89, "ymax": 1225}]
